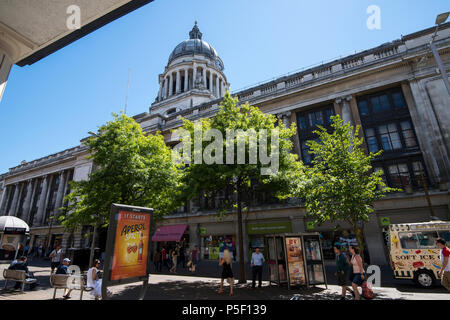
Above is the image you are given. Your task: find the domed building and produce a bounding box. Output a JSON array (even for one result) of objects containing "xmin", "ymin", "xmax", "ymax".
[{"xmin": 151, "ymin": 22, "xmax": 229, "ymax": 116}]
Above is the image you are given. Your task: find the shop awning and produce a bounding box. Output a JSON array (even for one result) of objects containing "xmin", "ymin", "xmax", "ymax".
[{"xmin": 152, "ymin": 224, "xmax": 187, "ymax": 242}]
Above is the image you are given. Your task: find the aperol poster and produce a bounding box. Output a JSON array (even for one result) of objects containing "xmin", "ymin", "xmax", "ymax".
[{"xmin": 111, "ymin": 211, "xmax": 151, "ymax": 281}]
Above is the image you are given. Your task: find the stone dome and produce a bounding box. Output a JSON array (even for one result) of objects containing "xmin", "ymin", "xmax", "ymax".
[{"xmin": 167, "ymin": 22, "xmax": 223, "ymax": 68}]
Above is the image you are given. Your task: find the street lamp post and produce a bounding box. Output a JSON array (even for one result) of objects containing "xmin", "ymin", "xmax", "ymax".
[{"xmin": 430, "ymin": 12, "xmax": 450, "ymax": 97}]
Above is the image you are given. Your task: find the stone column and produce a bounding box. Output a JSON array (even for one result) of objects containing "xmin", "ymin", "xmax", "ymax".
[
  {"xmin": 216, "ymin": 75, "xmax": 220, "ymax": 98},
  {"xmin": 176, "ymin": 70, "xmax": 181, "ymax": 94},
  {"xmin": 184, "ymin": 69, "xmax": 189, "ymax": 92},
  {"xmin": 335, "ymin": 95, "xmax": 354, "ymax": 126},
  {"xmin": 54, "ymin": 171, "xmax": 67, "ymax": 215},
  {"xmin": 8, "ymin": 183, "xmax": 20, "ymax": 216},
  {"xmin": 209, "ymin": 71, "xmax": 213, "ymax": 93},
  {"xmin": 22, "ymin": 179, "xmax": 33, "ymax": 224},
  {"xmin": 193, "ymin": 64, "xmax": 197, "ymax": 88},
  {"xmin": 222, "ymin": 80, "xmax": 226, "ymax": 96},
  {"xmin": 164, "ymin": 77, "xmax": 168, "ymax": 99},
  {"xmin": 202, "ymin": 67, "xmax": 207, "ymax": 88},
  {"xmin": 0, "ymin": 184, "xmax": 10, "ymax": 214},
  {"xmin": 34, "ymin": 175, "xmax": 49, "ymax": 226},
  {"xmin": 168, "ymin": 73, "xmax": 173, "ymax": 97},
  {"xmin": 157, "ymin": 80, "xmax": 163, "ymax": 101}
]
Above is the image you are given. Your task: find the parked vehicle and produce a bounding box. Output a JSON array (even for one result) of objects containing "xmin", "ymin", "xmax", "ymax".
[{"xmin": 388, "ymin": 220, "xmax": 450, "ymax": 288}]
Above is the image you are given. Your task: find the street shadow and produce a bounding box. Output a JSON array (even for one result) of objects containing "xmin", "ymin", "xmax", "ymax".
[{"xmin": 109, "ymin": 280, "xmax": 301, "ymax": 300}]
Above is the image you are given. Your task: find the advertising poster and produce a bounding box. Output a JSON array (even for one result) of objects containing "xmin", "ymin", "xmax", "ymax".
[
  {"xmin": 285, "ymin": 237, "xmax": 306, "ymax": 286},
  {"xmin": 111, "ymin": 211, "xmax": 151, "ymax": 281}
]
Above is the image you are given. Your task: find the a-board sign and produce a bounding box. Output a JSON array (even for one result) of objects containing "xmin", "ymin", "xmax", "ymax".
[{"xmin": 102, "ymin": 204, "xmax": 153, "ymax": 299}]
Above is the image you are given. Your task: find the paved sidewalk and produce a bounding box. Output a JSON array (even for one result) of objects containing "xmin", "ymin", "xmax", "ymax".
[{"xmin": 0, "ymin": 263, "xmax": 449, "ymax": 300}]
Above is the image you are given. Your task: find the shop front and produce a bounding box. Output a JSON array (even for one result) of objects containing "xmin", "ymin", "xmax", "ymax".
[
  {"xmin": 247, "ymin": 221, "xmax": 292, "ymax": 260},
  {"xmin": 202, "ymin": 235, "xmax": 236, "ymax": 260},
  {"xmin": 152, "ymin": 224, "xmax": 189, "ymax": 255}
]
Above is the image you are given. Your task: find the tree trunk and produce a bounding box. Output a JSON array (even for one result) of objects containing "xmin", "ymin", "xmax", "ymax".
[
  {"xmin": 353, "ymin": 222, "xmax": 366, "ymax": 262},
  {"xmin": 236, "ymin": 184, "xmax": 246, "ymax": 284},
  {"xmin": 89, "ymin": 224, "xmax": 97, "ymax": 269}
]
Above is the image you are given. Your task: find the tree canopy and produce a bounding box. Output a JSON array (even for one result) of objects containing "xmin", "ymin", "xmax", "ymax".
[
  {"xmin": 176, "ymin": 92, "xmax": 304, "ymax": 282},
  {"xmin": 60, "ymin": 113, "xmax": 180, "ymax": 230}
]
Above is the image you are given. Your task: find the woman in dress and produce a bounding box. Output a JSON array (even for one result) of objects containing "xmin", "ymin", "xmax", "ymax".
[
  {"xmin": 218, "ymin": 249, "xmax": 234, "ymax": 296},
  {"xmin": 87, "ymin": 259, "xmax": 103, "ymax": 300}
]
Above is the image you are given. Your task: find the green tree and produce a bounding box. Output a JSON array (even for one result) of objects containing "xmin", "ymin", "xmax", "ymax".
[
  {"xmin": 176, "ymin": 92, "xmax": 304, "ymax": 283},
  {"xmin": 60, "ymin": 113, "xmax": 180, "ymax": 250},
  {"xmin": 293, "ymin": 115, "xmax": 397, "ymax": 257}
]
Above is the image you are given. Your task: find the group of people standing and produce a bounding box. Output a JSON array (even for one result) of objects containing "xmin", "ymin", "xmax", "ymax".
[{"xmin": 153, "ymin": 244, "xmax": 200, "ymax": 274}]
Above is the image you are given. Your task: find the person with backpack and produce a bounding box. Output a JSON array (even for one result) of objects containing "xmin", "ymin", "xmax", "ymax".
[
  {"xmin": 349, "ymin": 245, "xmax": 365, "ymax": 300},
  {"xmin": 334, "ymin": 245, "xmax": 351, "ymax": 300}
]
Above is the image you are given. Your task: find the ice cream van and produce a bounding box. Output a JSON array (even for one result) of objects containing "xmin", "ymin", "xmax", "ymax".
[{"xmin": 388, "ymin": 220, "xmax": 450, "ymax": 288}]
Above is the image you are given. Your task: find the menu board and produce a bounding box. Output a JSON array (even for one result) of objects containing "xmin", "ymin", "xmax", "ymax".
[
  {"xmin": 111, "ymin": 211, "xmax": 151, "ymax": 281},
  {"xmin": 285, "ymin": 237, "xmax": 306, "ymax": 286}
]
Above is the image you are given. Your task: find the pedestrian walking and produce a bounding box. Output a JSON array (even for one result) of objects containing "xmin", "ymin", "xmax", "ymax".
[
  {"xmin": 179, "ymin": 245, "xmax": 186, "ymax": 268},
  {"xmin": 49, "ymin": 244, "xmax": 63, "ymax": 274},
  {"xmin": 334, "ymin": 245, "xmax": 352, "ymax": 300},
  {"xmin": 153, "ymin": 249, "xmax": 162, "ymax": 272},
  {"xmin": 170, "ymin": 248, "xmax": 178, "ymax": 273},
  {"xmin": 251, "ymin": 247, "xmax": 265, "ymax": 289},
  {"xmin": 349, "ymin": 246, "xmax": 365, "ymax": 300},
  {"xmin": 436, "ymin": 238, "xmax": 450, "ymax": 291},
  {"xmin": 219, "ymin": 249, "xmax": 234, "ymax": 296},
  {"xmin": 161, "ymin": 247, "xmax": 169, "ymax": 270},
  {"xmin": 188, "ymin": 245, "xmax": 199, "ymax": 272}
]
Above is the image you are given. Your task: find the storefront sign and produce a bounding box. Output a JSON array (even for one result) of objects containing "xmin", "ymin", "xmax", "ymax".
[
  {"xmin": 209, "ymin": 247, "xmax": 219, "ymax": 260},
  {"xmin": 3, "ymin": 227, "xmax": 26, "ymax": 235},
  {"xmin": 306, "ymin": 221, "xmax": 315, "ymax": 230},
  {"xmin": 380, "ymin": 217, "xmax": 390, "ymax": 226},
  {"xmin": 285, "ymin": 237, "xmax": 306, "ymax": 286},
  {"xmin": 200, "ymin": 227, "xmax": 206, "ymax": 235},
  {"xmin": 247, "ymin": 222, "xmax": 292, "ymax": 235}
]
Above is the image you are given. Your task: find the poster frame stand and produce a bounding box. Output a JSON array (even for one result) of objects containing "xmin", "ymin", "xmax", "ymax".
[
  {"xmin": 101, "ymin": 203, "xmax": 154, "ymax": 300},
  {"xmin": 265, "ymin": 232, "xmax": 327, "ymax": 290}
]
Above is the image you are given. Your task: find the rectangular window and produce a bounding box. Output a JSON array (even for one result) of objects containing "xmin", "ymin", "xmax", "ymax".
[
  {"xmin": 400, "ymin": 121, "xmax": 417, "ymax": 148},
  {"xmin": 392, "ymin": 91, "xmax": 406, "ymax": 108},
  {"xmin": 388, "ymin": 163, "xmax": 410, "ymax": 188},
  {"xmin": 379, "ymin": 94, "xmax": 391, "ymax": 111},
  {"xmin": 365, "ymin": 128, "xmax": 379, "ymax": 152},
  {"xmin": 399, "ymin": 232, "xmax": 419, "ymax": 249},
  {"xmin": 309, "ymin": 111, "xmax": 323, "ymax": 127},
  {"xmin": 412, "ymin": 161, "xmax": 424, "ymax": 186},
  {"xmin": 325, "ymin": 108, "xmax": 335, "ymax": 125},
  {"xmin": 371, "ymin": 96, "xmax": 382, "ymax": 113},
  {"xmin": 378, "ymin": 124, "xmax": 402, "ymax": 151},
  {"xmin": 298, "ymin": 116, "xmax": 307, "ymax": 130},
  {"xmin": 416, "ymin": 231, "xmax": 439, "ymax": 248},
  {"xmin": 358, "ymin": 100, "xmax": 369, "ymax": 116}
]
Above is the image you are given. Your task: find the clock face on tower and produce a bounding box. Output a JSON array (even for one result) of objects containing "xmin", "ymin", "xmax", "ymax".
[{"xmin": 216, "ymin": 58, "xmax": 223, "ymax": 71}]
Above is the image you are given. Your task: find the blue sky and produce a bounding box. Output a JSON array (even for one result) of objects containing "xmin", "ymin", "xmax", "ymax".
[{"xmin": 1, "ymin": 0, "xmax": 449, "ymax": 173}]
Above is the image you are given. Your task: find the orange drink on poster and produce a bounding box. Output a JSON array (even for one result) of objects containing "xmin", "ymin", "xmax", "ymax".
[{"xmin": 111, "ymin": 211, "xmax": 151, "ymax": 281}]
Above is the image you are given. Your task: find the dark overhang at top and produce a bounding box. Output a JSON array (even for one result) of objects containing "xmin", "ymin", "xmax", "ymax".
[{"xmin": 0, "ymin": 0, "xmax": 154, "ymax": 67}]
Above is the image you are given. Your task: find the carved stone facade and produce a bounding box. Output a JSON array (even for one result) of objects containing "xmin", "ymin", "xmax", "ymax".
[{"xmin": 1, "ymin": 23, "xmax": 449, "ymax": 265}]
